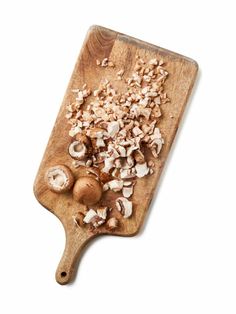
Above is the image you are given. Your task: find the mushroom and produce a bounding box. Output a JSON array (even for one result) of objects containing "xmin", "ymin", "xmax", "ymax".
[
  {"xmin": 108, "ymin": 179, "xmax": 124, "ymax": 192},
  {"xmin": 74, "ymin": 133, "xmax": 91, "ymax": 147},
  {"xmin": 45, "ymin": 165, "xmax": 74, "ymax": 193},
  {"xmin": 107, "ymin": 217, "xmax": 119, "ymax": 230},
  {"xmin": 83, "ymin": 207, "xmax": 108, "ymax": 228},
  {"xmin": 97, "ymin": 207, "xmax": 108, "ymax": 220},
  {"xmin": 135, "ymin": 162, "xmax": 149, "ymax": 178},
  {"xmin": 69, "ymin": 140, "xmax": 87, "ymax": 160},
  {"xmin": 116, "ymin": 197, "xmax": 133, "ymax": 218},
  {"xmin": 107, "ymin": 121, "xmax": 120, "ymax": 137},
  {"xmin": 133, "ymin": 150, "xmax": 145, "ymax": 164},
  {"xmin": 73, "ymin": 176, "xmax": 102, "ymax": 205},
  {"xmin": 83, "ymin": 209, "xmax": 97, "ymax": 224},
  {"xmin": 102, "ymin": 157, "xmax": 115, "ymax": 173},
  {"xmin": 87, "ymin": 127, "xmax": 105, "ymax": 139},
  {"xmin": 122, "ymin": 186, "xmax": 133, "ymax": 198}
]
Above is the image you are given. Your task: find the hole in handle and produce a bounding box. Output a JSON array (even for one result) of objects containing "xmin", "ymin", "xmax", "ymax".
[{"xmin": 60, "ymin": 271, "xmax": 67, "ymax": 278}]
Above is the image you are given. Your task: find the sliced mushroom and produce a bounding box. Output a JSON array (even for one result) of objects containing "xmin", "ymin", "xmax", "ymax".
[
  {"xmin": 107, "ymin": 217, "xmax": 119, "ymax": 230},
  {"xmin": 83, "ymin": 209, "xmax": 97, "ymax": 224},
  {"xmin": 117, "ymin": 145, "xmax": 126, "ymax": 157},
  {"xmin": 83, "ymin": 207, "xmax": 108, "ymax": 228},
  {"xmin": 132, "ymin": 126, "xmax": 143, "ymax": 137},
  {"xmin": 122, "ymin": 186, "xmax": 133, "ymax": 198},
  {"xmin": 116, "ymin": 197, "xmax": 133, "ymax": 218},
  {"xmin": 133, "ymin": 150, "xmax": 145, "ymax": 164},
  {"xmin": 45, "ymin": 165, "xmax": 74, "ymax": 193},
  {"xmin": 69, "ymin": 140, "xmax": 87, "ymax": 160},
  {"xmin": 74, "ymin": 133, "xmax": 91, "ymax": 147},
  {"xmin": 120, "ymin": 169, "xmax": 136, "ymax": 179},
  {"xmin": 69, "ymin": 125, "xmax": 82, "ymax": 137},
  {"xmin": 97, "ymin": 207, "xmax": 108, "ymax": 220},
  {"xmin": 103, "ymin": 182, "xmax": 109, "ymax": 191},
  {"xmin": 108, "ymin": 180, "xmax": 123, "ymax": 192},
  {"xmin": 102, "ymin": 157, "xmax": 115, "ymax": 173},
  {"xmin": 107, "ymin": 121, "xmax": 120, "ymax": 137},
  {"xmin": 96, "ymin": 138, "xmax": 106, "ymax": 147},
  {"xmin": 123, "ymin": 181, "xmax": 132, "ymax": 186},
  {"xmin": 135, "ymin": 162, "xmax": 149, "ymax": 178}
]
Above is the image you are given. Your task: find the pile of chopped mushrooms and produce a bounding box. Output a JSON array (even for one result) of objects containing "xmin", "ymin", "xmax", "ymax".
[{"xmin": 65, "ymin": 56, "xmax": 169, "ymax": 230}]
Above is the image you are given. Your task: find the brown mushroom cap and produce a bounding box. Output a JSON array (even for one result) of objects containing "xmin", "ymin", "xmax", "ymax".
[
  {"xmin": 73, "ymin": 176, "xmax": 102, "ymax": 205},
  {"xmin": 45, "ymin": 165, "xmax": 74, "ymax": 193}
]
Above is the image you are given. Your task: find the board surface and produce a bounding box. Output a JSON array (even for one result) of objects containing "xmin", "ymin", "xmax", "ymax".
[{"xmin": 34, "ymin": 25, "xmax": 198, "ymax": 284}]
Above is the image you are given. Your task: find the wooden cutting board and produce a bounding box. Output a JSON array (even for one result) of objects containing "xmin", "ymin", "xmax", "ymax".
[{"xmin": 34, "ymin": 25, "xmax": 198, "ymax": 285}]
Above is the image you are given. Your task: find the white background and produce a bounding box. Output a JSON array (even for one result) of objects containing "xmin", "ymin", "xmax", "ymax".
[{"xmin": 0, "ymin": 0, "xmax": 235, "ymax": 313}]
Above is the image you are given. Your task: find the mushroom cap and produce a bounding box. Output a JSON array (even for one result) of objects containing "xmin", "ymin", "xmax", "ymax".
[
  {"xmin": 45, "ymin": 165, "xmax": 74, "ymax": 193},
  {"xmin": 73, "ymin": 176, "xmax": 102, "ymax": 205},
  {"xmin": 68, "ymin": 140, "xmax": 87, "ymax": 160}
]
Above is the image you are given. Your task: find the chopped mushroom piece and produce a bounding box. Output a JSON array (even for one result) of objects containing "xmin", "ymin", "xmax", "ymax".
[
  {"xmin": 116, "ymin": 197, "xmax": 133, "ymax": 218},
  {"xmin": 83, "ymin": 209, "xmax": 97, "ymax": 224},
  {"xmin": 135, "ymin": 162, "xmax": 149, "ymax": 178},
  {"xmin": 97, "ymin": 207, "xmax": 108, "ymax": 220},
  {"xmin": 107, "ymin": 121, "xmax": 120, "ymax": 137},
  {"xmin": 83, "ymin": 208, "xmax": 108, "ymax": 228},
  {"xmin": 107, "ymin": 217, "xmax": 119, "ymax": 230},
  {"xmin": 108, "ymin": 180, "xmax": 124, "ymax": 192},
  {"xmin": 122, "ymin": 186, "xmax": 133, "ymax": 198}
]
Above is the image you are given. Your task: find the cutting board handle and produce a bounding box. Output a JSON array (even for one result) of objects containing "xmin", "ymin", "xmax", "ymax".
[{"xmin": 55, "ymin": 228, "xmax": 92, "ymax": 285}]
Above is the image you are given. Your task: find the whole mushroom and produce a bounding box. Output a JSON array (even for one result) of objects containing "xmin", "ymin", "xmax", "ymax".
[
  {"xmin": 69, "ymin": 134, "xmax": 91, "ymax": 160},
  {"xmin": 73, "ymin": 176, "xmax": 103, "ymax": 205},
  {"xmin": 45, "ymin": 165, "xmax": 74, "ymax": 193}
]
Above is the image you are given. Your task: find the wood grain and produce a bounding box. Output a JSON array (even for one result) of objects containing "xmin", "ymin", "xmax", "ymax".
[{"xmin": 34, "ymin": 25, "xmax": 198, "ymax": 284}]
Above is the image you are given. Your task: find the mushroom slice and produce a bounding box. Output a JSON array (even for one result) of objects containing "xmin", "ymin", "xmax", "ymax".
[
  {"xmin": 122, "ymin": 156, "xmax": 134, "ymax": 169},
  {"xmin": 107, "ymin": 121, "xmax": 120, "ymax": 137},
  {"xmin": 132, "ymin": 126, "xmax": 143, "ymax": 137},
  {"xmin": 97, "ymin": 207, "xmax": 108, "ymax": 220},
  {"xmin": 83, "ymin": 209, "xmax": 97, "ymax": 224},
  {"xmin": 135, "ymin": 162, "xmax": 149, "ymax": 178},
  {"xmin": 123, "ymin": 181, "xmax": 132, "ymax": 186},
  {"xmin": 83, "ymin": 208, "xmax": 107, "ymax": 228},
  {"xmin": 150, "ymin": 138, "xmax": 164, "ymax": 155},
  {"xmin": 96, "ymin": 138, "xmax": 106, "ymax": 148},
  {"xmin": 45, "ymin": 165, "xmax": 74, "ymax": 193},
  {"xmin": 103, "ymin": 183, "xmax": 109, "ymax": 191},
  {"xmin": 122, "ymin": 186, "xmax": 133, "ymax": 198},
  {"xmin": 108, "ymin": 179, "xmax": 124, "ymax": 192},
  {"xmin": 107, "ymin": 217, "xmax": 119, "ymax": 230},
  {"xmin": 102, "ymin": 157, "xmax": 115, "ymax": 173},
  {"xmin": 69, "ymin": 140, "xmax": 87, "ymax": 160},
  {"xmin": 116, "ymin": 197, "xmax": 133, "ymax": 218},
  {"xmin": 69, "ymin": 125, "xmax": 82, "ymax": 137},
  {"xmin": 117, "ymin": 145, "xmax": 126, "ymax": 157},
  {"xmin": 120, "ymin": 169, "xmax": 136, "ymax": 179},
  {"xmin": 133, "ymin": 150, "xmax": 145, "ymax": 164}
]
